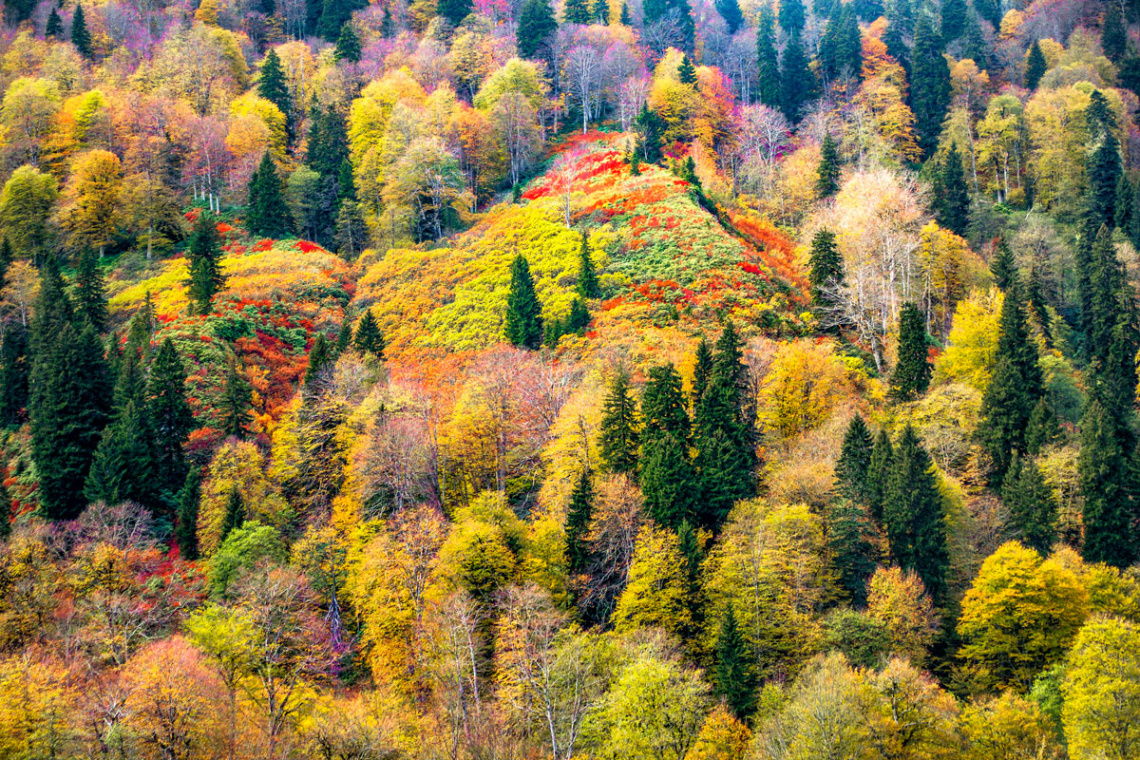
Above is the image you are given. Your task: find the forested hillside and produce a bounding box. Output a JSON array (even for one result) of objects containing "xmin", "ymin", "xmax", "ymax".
[{"xmin": 0, "ymin": 0, "xmax": 1139, "ymax": 755}]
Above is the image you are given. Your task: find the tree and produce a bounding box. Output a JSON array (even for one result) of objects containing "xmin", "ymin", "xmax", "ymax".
[
  {"xmin": 219, "ymin": 360, "xmax": 252, "ymax": 439},
  {"xmin": 0, "ymin": 324, "xmax": 29, "ymax": 428},
  {"xmin": 566, "ymin": 468, "xmax": 594, "ymax": 575},
  {"xmin": 517, "ymin": 0, "xmax": 557, "ymax": 60},
  {"xmin": 257, "ymin": 50, "xmax": 294, "ymax": 143},
  {"xmin": 219, "ymin": 488, "xmax": 246, "ymax": 546},
  {"xmin": 176, "ymin": 468, "xmax": 202, "ymax": 561},
  {"xmin": 990, "ymin": 238, "xmax": 1017, "ymax": 290},
  {"xmin": 635, "ymin": 104, "xmax": 665, "ymax": 164},
  {"xmin": 1001, "ymin": 454, "xmax": 1057, "ymax": 555},
  {"xmin": 867, "ymin": 566, "xmax": 939, "ymax": 664},
  {"xmin": 957, "ymin": 541, "xmax": 1087, "ymax": 691},
  {"xmin": 1086, "ymin": 94, "xmax": 1123, "ymax": 230},
  {"xmin": 780, "ymin": 33, "xmax": 814, "ymax": 121},
  {"xmin": 246, "ymin": 152, "xmax": 294, "ymax": 239},
  {"xmin": 639, "ymin": 364, "xmax": 697, "ymax": 528},
  {"xmin": 835, "ymin": 414, "xmax": 874, "ymax": 504},
  {"xmin": 577, "ymin": 231, "xmax": 600, "ymax": 299},
  {"xmin": 678, "ymin": 55, "xmax": 698, "ymax": 85},
  {"xmin": 778, "ymin": 0, "xmax": 805, "ymax": 32},
  {"xmin": 85, "ymin": 397, "xmax": 158, "ymax": 510},
  {"xmin": 439, "ymin": 0, "xmax": 473, "ymax": 23},
  {"xmin": 889, "ymin": 303, "xmax": 932, "ymax": 401},
  {"xmin": 940, "ymin": 0, "xmax": 967, "ymax": 41},
  {"xmin": 149, "ymin": 338, "xmax": 193, "ymax": 500},
  {"xmin": 1063, "ymin": 616, "xmax": 1140, "ymax": 760},
  {"xmin": 46, "ymin": 7, "xmax": 63, "ymax": 37},
  {"xmin": 334, "ymin": 23, "xmax": 362, "ymax": 62},
  {"xmin": 71, "ymin": 4, "xmax": 93, "ymax": 58},
  {"xmin": 600, "ymin": 371, "xmax": 639, "ymax": 475},
  {"xmin": 60, "ymin": 150, "xmax": 123, "ymax": 256},
  {"xmin": 935, "ymin": 142, "xmax": 970, "ymax": 236},
  {"xmin": 713, "ymin": 603, "xmax": 757, "ymax": 719},
  {"xmin": 1079, "ymin": 401, "xmax": 1136, "ymax": 567},
  {"xmin": 0, "ymin": 165, "xmax": 58, "ymax": 262},
  {"xmin": 317, "ymin": 0, "xmax": 368, "ymax": 41},
  {"xmin": 808, "ymin": 229, "xmax": 844, "ymax": 308},
  {"xmin": 910, "ymin": 15, "xmax": 951, "ymax": 158},
  {"xmin": 757, "ymin": 5, "xmax": 781, "ymax": 108},
  {"xmin": 882, "ymin": 426, "xmax": 948, "ymax": 600},
  {"xmin": 1025, "ymin": 41, "xmax": 1047, "ymax": 89},
  {"xmin": 186, "ymin": 211, "xmax": 226, "ymax": 315},
  {"xmin": 73, "ymin": 249, "xmax": 109, "ymax": 331},
  {"xmin": 353, "ymin": 309, "xmax": 385, "ymax": 358},
  {"xmin": 716, "ymin": 0, "xmax": 742, "ymax": 32},
  {"xmin": 1102, "ymin": 0, "xmax": 1127, "ymax": 63},
  {"xmin": 817, "ymin": 134, "xmax": 841, "ymax": 198},
  {"xmin": 613, "ymin": 524, "xmax": 692, "ymax": 637},
  {"xmin": 504, "ymin": 254, "xmax": 544, "ymax": 349}
]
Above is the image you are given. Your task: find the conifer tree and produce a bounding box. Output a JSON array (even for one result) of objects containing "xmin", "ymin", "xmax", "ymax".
[
  {"xmin": 0, "ymin": 479, "xmax": 10, "ymax": 540},
  {"xmin": 716, "ymin": 0, "xmax": 743, "ymax": 33},
  {"xmin": 46, "ymin": 7, "xmax": 64, "ymax": 38},
  {"xmin": 563, "ymin": 0, "xmax": 591, "ymax": 23},
  {"xmin": 74, "ymin": 249, "xmax": 109, "ymax": 331},
  {"xmin": 149, "ymin": 338, "xmax": 193, "ymax": 500},
  {"xmin": 935, "ymin": 142, "xmax": 970, "ymax": 236},
  {"xmin": 836, "ymin": 414, "xmax": 874, "ymax": 504},
  {"xmin": 1079, "ymin": 400, "xmax": 1136, "ymax": 567},
  {"xmin": 639, "ymin": 364, "xmax": 697, "ymax": 528},
  {"xmin": 304, "ymin": 332, "xmax": 334, "ymax": 389},
  {"xmin": 816, "ymin": 134, "xmax": 841, "ymax": 198},
  {"xmin": 0, "ymin": 324, "xmax": 29, "ymax": 428},
  {"xmin": 634, "ymin": 104, "xmax": 665, "ymax": 163},
  {"xmin": 577, "ymin": 231, "xmax": 600, "ymax": 298},
  {"xmin": 85, "ymin": 397, "xmax": 158, "ymax": 510},
  {"xmin": 1115, "ymin": 174, "xmax": 1135, "ymax": 231},
  {"xmin": 866, "ymin": 429, "xmax": 893, "ymax": 523},
  {"xmin": 335, "ymin": 199, "xmax": 368, "ymax": 259},
  {"xmin": 599, "ymin": 371, "xmax": 639, "ymax": 475},
  {"xmin": 1083, "ymin": 225, "xmax": 1140, "ymax": 423},
  {"xmin": 678, "ymin": 54, "xmax": 698, "ymax": 85},
  {"xmin": 827, "ymin": 499, "xmax": 879, "ymax": 605},
  {"xmin": 819, "ymin": 4, "xmax": 861, "ymax": 82},
  {"xmin": 0, "ymin": 238, "xmax": 10, "ymax": 285},
  {"xmin": 354, "ymin": 309, "xmax": 385, "ymax": 358},
  {"xmin": 436, "ymin": 0, "xmax": 472, "ymax": 23},
  {"xmin": 990, "ymin": 238, "xmax": 1017, "ymax": 290},
  {"xmin": 889, "ymin": 302, "xmax": 931, "ymax": 401},
  {"xmin": 1086, "ymin": 92, "xmax": 1123, "ymax": 230},
  {"xmin": 565, "ymin": 467, "xmax": 593, "ymax": 574},
  {"xmin": 883, "ymin": 425, "xmax": 949, "ymax": 599},
  {"xmin": 962, "ymin": 11, "xmax": 987, "ymax": 65},
  {"xmin": 1102, "ymin": 0, "xmax": 1127, "ymax": 63},
  {"xmin": 308, "ymin": 106, "xmax": 350, "ymax": 179},
  {"xmin": 219, "ymin": 360, "xmax": 252, "ymax": 439},
  {"xmin": 756, "ymin": 4, "xmax": 781, "ymax": 108},
  {"xmin": 780, "ymin": 33, "xmax": 814, "ymax": 121},
  {"xmin": 257, "ymin": 50, "xmax": 294, "ymax": 142},
  {"xmin": 186, "ymin": 211, "xmax": 226, "ymax": 316},
  {"xmin": 175, "ymin": 468, "xmax": 202, "ymax": 561},
  {"xmin": 714, "ymin": 603, "xmax": 757, "ymax": 720},
  {"xmin": 620, "ymin": 1, "xmax": 631, "ymax": 23},
  {"xmin": 1024, "ymin": 40, "xmax": 1047, "ymax": 89},
  {"xmin": 883, "ymin": 0, "xmax": 912, "ymax": 68},
  {"xmin": 1001, "ymin": 454, "xmax": 1057, "ymax": 554},
  {"xmin": 808, "ymin": 228, "xmax": 843, "ymax": 306},
  {"xmin": 778, "ymin": 0, "xmax": 804, "ymax": 32},
  {"xmin": 1024, "ymin": 398, "xmax": 1061, "ymax": 455},
  {"xmin": 334, "ymin": 23, "xmax": 362, "ymax": 62},
  {"xmin": 517, "ymin": 0, "xmax": 557, "ymax": 59},
  {"xmin": 219, "ymin": 487, "xmax": 246, "ymax": 545},
  {"xmin": 940, "ymin": 0, "xmax": 967, "ymax": 41},
  {"xmin": 246, "ymin": 152, "xmax": 294, "ymax": 238},
  {"xmin": 692, "ymin": 337, "xmax": 714, "ymax": 407},
  {"xmin": 910, "ymin": 15, "xmax": 951, "ymax": 158},
  {"xmin": 71, "ymin": 4, "xmax": 93, "ymax": 59},
  {"xmin": 505, "ymin": 254, "xmax": 544, "ymax": 349}
]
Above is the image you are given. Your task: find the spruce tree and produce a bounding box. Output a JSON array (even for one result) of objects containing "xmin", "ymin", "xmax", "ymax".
[
  {"xmin": 756, "ymin": 4, "xmax": 782, "ymax": 108},
  {"xmin": 692, "ymin": 337, "xmax": 714, "ymax": 407},
  {"xmin": 85, "ymin": 397, "xmax": 158, "ymax": 510},
  {"xmin": 1115, "ymin": 174, "xmax": 1135, "ymax": 231},
  {"xmin": 219, "ymin": 487, "xmax": 246, "ymax": 545},
  {"xmin": 910, "ymin": 15, "xmax": 951, "ymax": 159},
  {"xmin": 149, "ymin": 338, "xmax": 193, "ymax": 500},
  {"xmin": 1087, "ymin": 103, "xmax": 1123, "ymax": 231},
  {"xmin": 74, "ymin": 249, "xmax": 109, "ymax": 331},
  {"xmin": 808, "ymin": 228, "xmax": 844, "ymax": 306},
  {"xmin": 1024, "ymin": 40, "xmax": 1047, "ymax": 89},
  {"xmin": 308, "ymin": 106, "xmax": 351, "ymax": 179},
  {"xmin": 599, "ymin": 371, "xmax": 639, "ymax": 475},
  {"xmin": 1001, "ymin": 453, "xmax": 1057, "ymax": 554},
  {"xmin": 0, "ymin": 324, "xmax": 29, "ymax": 428},
  {"xmin": 883, "ymin": 425, "xmax": 949, "ymax": 600},
  {"xmin": 713, "ymin": 603, "xmax": 757, "ymax": 720},
  {"xmin": 639, "ymin": 363, "xmax": 697, "ymax": 528},
  {"xmin": 990, "ymin": 238, "xmax": 1017, "ymax": 290},
  {"xmin": 577, "ymin": 231, "xmax": 600, "ymax": 299},
  {"xmin": 778, "ymin": 0, "xmax": 805, "ymax": 32},
  {"xmin": 334, "ymin": 23, "xmax": 362, "ymax": 62},
  {"xmin": 504, "ymin": 254, "xmax": 544, "ymax": 349},
  {"xmin": 620, "ymin": 1, "xmax": 631, "ymax": 23},
  {"xmin": 517, "ymin": 0, "xmax": 557, "ymax": 59},
  {"xmin": 304, "ymin": 332, "xmax": 334, "ymax": 390},
  {"xmin": 936, "ymin": 142, "xmax": 970, "ymax": 236},
  {"xmin": 1024, "ymin": 398, "xmax": 1061, "ymax": 455},
  {"xmin": 889, "ymin": 302, "xmax": 932, "ymax": 401},
  {"xmin": 563, "ymin": 0, "xmax": 591, "ymax": 23},
  {"xmin": 940, "ymin": 0, "xmax": 967, "ymax": 41},
  {"xmin": 257, "ymin": 50, "xmax": 294, "ymax": 143},
  {"xmin": 780, "ymin": 32, "xmax": 814, "ymax": 122},
  {"xmin": 71, "ymin": 4, "xmax": 93, "ymax": 59},
  {"xmin": 1102, "ymin": 0, "xmax": 1127, "ymax": 63},
  {"xmin": 46, "ymin": 7, "xmax": 64, "ymax": 38},
  {"xmin": 1083, "ymin": 225, "xmax": 1140, "ymax": 423},
  {"xmin": 565, "ymin": 468, "xmax": 593, "ymax": 574},
  {"xmin": 817, "ymin": 134, "xmax": 841, "ymax": 198},
  {"xmin": 437, "ymin": 0, "xmax": 472, "ymax": 24},
  {"xmin": 678, "ymin": 55, "xmax": 698, "ymax": 85},
  {"xmin": 634, "ymin": 104, "xmax": 665, "ymax": 163},
  {"xmin": 353, "ymin": 309, "xmax": 385, "ymax": 358},
  {"xmin": 835, "ymin": 414, "xmax": 874, "ymax": 504},
  {"xmin": 962, "ymin": 11, "xmax": 987, "ymax": 66},
  {"xmin": 175, "ymin": 468, "xmax": 202, "ymax": 561},
  {"xmin": 219, "ymin": 359, "xmax": 252, "ymax": 439},
  {"xmin": 1079, "ymin": 400, "xmax": 1136, "ymax": 567},
  {"xmin": 186, "ymin": 211, "xmax": 226, "ymax": 316},
  {"xmin": 716, "ymin": 0, "xmax": 743, "ymax": 33},
  {"xmin": 827, "ymin": 499, "xmax": 879, "ymax": 605},
  {"xmin": 866, "ymin": 428, "xmax": 894, "ymax": 524},
  {"xmin": 246, "ymin": 152, "xmax": 295, "ymax": 239}
]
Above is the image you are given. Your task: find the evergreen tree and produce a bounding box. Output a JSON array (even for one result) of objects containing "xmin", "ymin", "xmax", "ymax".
[
  {"xmin": 565, "ymin": 467, "xmax": 594, "ymax": 574},
  {"xmin": 808, "ymin": 228, "xmax": 844, "ymax": 306},
  {"xmin": 334, "ymin": 23, "xmax": 362, "ymax": 62},
  {"xmin": 962, "ymin": 11, "xmax": 988, "ymax": 66},
  {"xmin": 940, "ymin": 0, "xmax": 967, "ymax": 41},
  {"xmin": 0, "ymin": 238, "xmax": 10, "ymax": 286},
  {"xmin": 577, "ymin": 231, "xmax": 600, "ymax": 298},
  {"xmin": 257, "ymin": 50, "xmax": 294, "ymax": 142},
  {"xmin": 756, "ymin": 4, "xmax": 782, "ymax": 108},
  {"xmin": 308, "ymin": 106, "xmax": 351, "ymax": 179},
  {"xmin": 883, "ymin": 425, "xmax": 949, "ymax": 599},
  {"xmin": 866, "ymin": 429, "xmax": 894, "ymax": 524},
  {"xmin": 1083, "ymin": 225, "xmax": 1140, "ymax": 423},
  {"xmin": 304, "ymin": 332, "xmax": 334, "ymax": 389},
  {"xmin": 1115, "ymin": 174, "xmax": 1135, "ymax": 231},
  {"xmin": 1079, "ymin": 400, "xmax": 1136, "ymax": 567},
  {"xmin": 1024, "ymin": 397, "xmax": 1061, "ymax": 455},
  {"xmin": 817, "ymin": 134, "xmax": 841, "ymax": 198},
  {"xmin": 990, "ymin": 238, "xmax": 1017, "ymax": 289},
  {"xmin": 692, "ymin": 337, "xmax": 714, "ymax": 406},
  {"xmin": 599, "ymin": 371, "xmax": 639, "ymax": 475},
  {"xmin": 74, "ymin": 249, "xmax": 109, "ymax": 331},
  {"xmin": 353, "ymin": 309, "xmax": 385, "ymax": 358},
  {"xmin": 437, "ymin": 0, "xmax": 472, "ymax": 23},
  {"xmin": 517, "ymin": 0, "xmax": 557, "ymax": 59},
  {"xmin": 827, "ymin": 499, "xmax": 879, "ymax": 605},
  {"xmin": 0, "ymin": 324, "xmax": 29, "ymax": 428},
  {"xmin": 175, "ymin": 468, "xmax": 202, "ymax": 561},
  {"xmin": 85, "ymin": 397, "xmax": 158, "ymax": 510},
  {"xmin": 780, "ymin": 32, "xmax": 814, "ymax": 121},
  {"xmin": 620, "ymin": 1, "xmax": 631, "ymax": 23},
  {"xmin": 639, "ymin": 364, "xmax": 697, "ymax": 528},
  {"xmin": 819, "ymin": 4, "xmax": 862, "ymax": 82},
  {"xmin": 149, "ymin": 338, "xmax": 193, "ymax": 500},
  {"xmin": 716, "ymin": 0, "xmax": 743, "ymax": 32},
  {"xmin": 1024, "ymin": 40, "xmax": 1047, "ymax": 89},
  {"xmin": 883, "ymin": 0, "xmax": 912, "ymax": 69},
  {"xmin": 0, "ymin": 478, "xmax": 10, "ymax": 540},
  {"xmin": 1103, "ymin": 0, "xmax": 1127, "ymax": 63},
  {"xmin": 186, "ymin": 211, "xmax": 226, "ymax": 316},
  {"xmin": 835, "ymin": 414, "xmax": 874, "ymax": 504},
  {"xmin": 219, "ymin": 359, "xmax": 252, "ymax": 439},
  {"xmin": 504, "ymin": 254, "xmax": 544, "ymax": 349},
  {"xmin": 889, "ymin": 302, "xmax": 932, "ymax": 401},
  {"xmin": 334, "ymin": 199, "xmax": 368, "ymax": 259},
  {"xmin": 1087, "ymin": 93, "xmax": 1124, "ymax": 230},
  {"xmin": 910, "ymin": 15, "xmax": 951, "ymax": 159},
  {"xmin": 778, "ymin": 0, "xmax": 804, "ymax": 32},
  {"xmin": 71, "ymin": 4, "xmax": 93, "ymax": 59},
  {"xmin": 678, "ymin": 55, "xmax": 698, "ymax": 85},
  {"xmin": 46, "ymin": 7, "xmax": 64, "ymax": 38},
  {"xmin": 935, "ymin": 142, "xmax": 970, "ymax": 236},
  {"xmin": 714, "ymin": 603, "xmax": 757, "ymax": 720},
  {"xmin": 634, "ymin": 104, "xmax": 665, "ymax": 163},
  {"xmin": 219, "ymin": 487, "xmax": 246, "ymax": 545},
  {"xmin": 563, "ymin": 0, "xmax": 591, "ymax": 23},
  {"xmin": 246, "ymin": 152, "xmax": 295, "ymax": 239},
  {"xmin": 1001, "ymin": 453, "xmax": 1057, "ymax": 554}
]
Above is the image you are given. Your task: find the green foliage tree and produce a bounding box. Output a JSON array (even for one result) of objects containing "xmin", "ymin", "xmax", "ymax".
[
  {"xmin": 940, "ymin": 0, "xmax": 967, "ymax": 41},
  {"xmin": 71, "ymin": 4, "xmax": 93, "ymax": 59},
  {"xmin": 835, "ymin": 414, "xmax": 874, "ymax": 504},
  {"xmin": 778, "ymin": 0, "xmax": 804, "ymax": 32},
  {"xmin": 1001, "ymin": 454, "xmax": 1057, "ymax": 554},
  {"xmin": 889, "ymin": 302, "xmax": 932, "ymax": 401},
  {"xmin": 716, "ymin": 0, "xmax": 742, "ymax": 33},
  {"xmin": 816, "ymin": 134, "xmax": 841, "ymax": 199},
  {"xmin": 353, "ymin": 309, "xmax": 385, "ymax": 358},
  {"xmin": 639, "ymin": 364, "xmax": 697, "ymax": 528},
  {"xmin": 46, "ymin": 7, "xmax": 64, "ymax": 37},
  {"xmin": 713, "ymin": 603, "xmax": 757, "ymax": 719},
  {"xmin": 317, "ymin": 0, "xmax": 367, "ymax": 40},
  {"xmin": 935, "ymin": 142, "xmax": 970, "ymax": 236},
  {"xmin": 219, "ymin": 360, "xmax": 252, "ymax": 439},
  {"xmin": 85, "ymin": 397, "xmax": 158, "ymax": 510},
  {"xmin": 504, "ymin": 254, "xmax": 544, "ymax": 349},
  {"xmin": 0, "ymin": 323, "xmax": 29, "ymax": 428},
  {"xmin": 599, "ymin": 371, "xmax": 639, "ymax": 475},
  {"xmin": 563, "ymin": 0, "xmax": 591, "ymax": 22},
  {"xmin": 577, "ymin": 231, "xmax": 600, "ymax": 299},
  {"xmin": 257, "ymin": 50, "xmax": 294, "ymax": 143},
  {"xmin": 1102, "ymin": 0, "xmax": 1127, "ymax": 62},
  {"xmin": 565, "ymin": 467, "xmax": 593, "ymax": 575},
  {"xmin": 246, "ymin": 153, "xmax": 294, "ymax": 239},
  {"xmin": 517, "ymin": 0, "xmax": 557, "ymax": 59},
  {"xmin": 219, "ymin": 487, "xmax": 247, "ymax": 546},
  {"xmin": 1087, "ymin": 97, "xmax": 1123, "ymax": 231},
  {"xmin": 780, "ymin": 33, "xmax": 814, "ymax": 122},
  {"xmin": 910, "ymin": 15, "xmax": 951, "ymax": 158},
  {"xmin": 1079, "ymin": 400, "xmax": 1137, "ymax": 567},
  {"xmin": 883, "ymin": 425, "xmax": 948, "ymax": 600},
  {"xmin": 334, "ymin": 23, "xmax": 362, "ymax": 62},
  {"xmin": 678, "ymin": 55, "xmax": 698, "ymax": 85},
  {"xmin": 827, "ymin": 500, "xmax": 880, "ymax": 605},
  {"xmin": 1025, "ymin": 40, "xmax": 1047, "ymax": 89},
  {"xmin": 1062, "ymin": 616, "xmax": 1140, "ymax": 760},
  {"xmin": 209, "ymin": 522, "xmax": 285, "ymax": 597},
  {"xmin": 756, "ymin": 4, "xmax": 781, "ymax": 108},
  {"xmin": 149, "ymin": 338, "xmax": 193, "ymax": 500},
  {"xmin": 176, "ymin": 467, "xmax": 202, "ymax": 561},
  {"xmin": 634, "ymin": 104, "xmax": 665, "ymax": 164},
  {"xmin": 73, "ymin": 249, "xmax": 109, "ymax": 331},
  {"xmin": 990, "ymin": 238, "xmax": 1017, "ymax": 290},
  {"xmin": 186, "ymin": 211, "xmax": 226, "ymax": 316}
]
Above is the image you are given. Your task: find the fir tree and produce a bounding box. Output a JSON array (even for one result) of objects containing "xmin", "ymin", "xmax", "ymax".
[
  {"xmin": 46, "ymin": 7, "xmax": 64, "ymax": 38},
  {"xmin": 1115, "ymin": 174, "xmax": 1135, "ymax": 231},
  {"xmin": 577, "ymin": 231, "xmax": 600, "ymax": 298},
  {"xmin": 692, "ymin": 337, "xmax": 714, "ymax": 406},
  {"xmin": 74, "ymin": 249, "xmax": 109, "ymax": 331},
  {"xmin": 866, "ymin": 429, "xmax": 894, "ymax": 524},
  {"xmin": 678, "ymin": 54, "xmax": 698, "ymax": 85},
  {"xmin": 599, "ymin": 371, "xmax": 639, "ymax": 475},
  {"xmin": 620, "ymin": 1, "xmax": 631, "ymax": 23},
  {"xmin": 436, "ymin": 0, "xmax": 472, "ymax": 23},
  {"xmin": 219, "ymin": 360, "xmax": 252, "ymax": 439},
  {"xmin": 504, "ymin": 254, "xmax": 544, "ymax": 349},
  {"xmin": 308, "ymin": 106, "xmax": 351, "ymax": 179},
  {"xmin": 353, "ymin": 309, "xmax": 386, "ymax": 358},
  {"xmin": 563, "ymin": 0, "xmax": 591, "ymax": 23},
  {"xmin": 246, "ymin": 152, "xmax": 295, "ymax": 239},
  {"xmin": 835, "ymin": 414, "xmax": 874, "ymax": 504},
  {"xmin": 935, "ymin": 142, "xmax": 970, "ymax": 236},
  {"xmin": 756, "ymin": 4, "xmax": 781, "ymax": 108},
  {"xmin": 639, "ymin": 363, "xmax": 697, "ymax": 528},
  {"xmin": 1001, "ymin": 453, "xmax": 1057, "ymax": 554},
  {"xmin": 85, "ymin": 398, "xmax": 158, "ymax": 510},
  {"xmin": 716, "ymin": 0, "xmax": 743, "ymax": 32},
  {"xmin": 940, "ymin": 0, "xmax": 967, "ymax": 41},
  {"xmin": 883, "ymin": 425, "xmax": 949, "ymax": 599},
  {"xmin": 962, "ymin": 11, "xmax": 987, "ymax": 66},
  {"xmin": 71, "ymin": 4, "xmax": 93, "ymax": 59},
  {"xmin": 305, "ymin": 332, "xmax": 334, "ymax": 390},
  {"xmin": 0, "ymin": 324, "xmax": 29, "ymax": 428},
  {"xmin": 1079, "ymin": 400, "xmax": 1136, "ymax": 567},
  {"xmin": 565, "ymin": 468, "xmax": 593, "ymax": 574},
  {"xmin": 1083, "ymin": 225, "xmax": 1140, "ymax": 423},
  {"xmin": 827, "ymin": 500, "xmax": 879, "ymax": 605},
  {"xmin": 714, "ymin": 604, "xmax": 757, "ymax": 720},
  {"xmin": 257, "ymin": 50, "xmax": 294, "ymax": 142},
  {"xmin": 819, "ymin": 4, "xmax": 861, "ymax": 82},
  {"xmin": 990, "ymin": 238, "xmax": 1017, "ymax": 290},
  {"xmin": 778, "ymin": 0, "xmax": 805, "ymax": 32},
  {"xmin": 634, "ymin": 104, "xmax": 665, "ymax": 163},
  {"xmin": 219, "ymin": 487, "xmax": 246, "ymax": 545},
  {"xmin": 1024, "ymin": 397, "xmax": 1061, "ymax": 455},
  {"xmin": 1103, "ymin": 0, "xmax": 1127, "ymax": 63},
  {"xmin": 186, "ymin": 211, "xmax": 226, "ymax": 316},
  {"xmin": 1024, "ymin": 40, "xmax": 1047, "ymax": 89},
  {"xmin": 889, "ymin": 302, "xmax": 932, "ymax": 401},
  {"xmin": 175, "ymin": 468, "xmax": 202, "ymax": 561},
  {"xmin": 517, "ymin": 0, "xmax": 557, "ymax": 59},
  {"xmin": 149, "ymin": 338, "xmax": 193, "ymax": 500},
  {"xmin": 910, "ymin": 15, "xmax": 951, "ymax": 159},
  {"xmin": 817, "ymin": 134, "xmax": 841, "ymax": 198},
  {"xmin": 808, "ymin": 228, "xmax": 843, "ymax": 306},
  {"xmin": 334, "ymin": 23, "xmax": 362, "ymax": 62},
  {"xmin": 780, "ymin": 32, "xmax": 814, "ymax": 122},
  {"xmin": 1087, "ymin": 94, "xmax": 1124, "ymax": 230}
]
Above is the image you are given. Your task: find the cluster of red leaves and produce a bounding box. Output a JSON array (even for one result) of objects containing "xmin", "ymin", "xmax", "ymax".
[
  {"xmin": 234, "ymin": 331, "xmax": 308, "ymax": 420},
  {"xmin": 629, "ymin": 279, "xmax": 696, "ymax": 305},
  {"xmin": 543, "ymin": 128, "xmax": 613, "ymax": 158},
  {"xmin": 295, "ymin": 240, "xmax": 325, "ymax": 254},
  {"xmin": 729, "ymin": 211, "xmax": 811, "ymax": 303},
  {"xmin": 523, "ymin": 149, "xmax": 630, "ymax": 200},
  {"xmin": 253, "ymin": 238, "xmax": 274, "ymax": 252}
]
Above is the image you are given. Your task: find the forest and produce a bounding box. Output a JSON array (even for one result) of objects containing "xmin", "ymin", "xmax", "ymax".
[{"xmin": 0, "ymin": 0, "xmax": 1138, "ymax": 754}]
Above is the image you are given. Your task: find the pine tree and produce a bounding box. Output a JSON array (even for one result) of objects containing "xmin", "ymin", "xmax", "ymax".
[
  {"xmin": 504, "ymin": 254, "xmax": 544, "ymax": 349},
  {"xmin": 756, "ymin": 4, "xmax": 781, "ymax": 108},
  {"xmin": 716, "ymin": 0, "xmax": 743, "ymax": 32},
  {"xmin": 817, "ymin": 134, "xmax": 841, "ymax": 198},
  {"xmin": 186, "ymin": 211, "xmax": 226, "ymax": 316},
  {"xmin": 599, "ymin": 371, "xmax": 639, "ymax": 475},
  {"xmin": 940, "ymin": 0, "xmax": 967, "ymax": 41},
  {"xmin": 257, "ymin": 50, "xmax": 294, "ymax": 143},
  {"xmin": 935, "ymin": 142, "xmax": 970, "ymax": 236},
  {"xmin": 71, "ymin": 4, "xmax": 93, "ymax": 59},
  {"xmin": 565, "ymin": 467, "xmax": 594, "ymax": 574},
  {"xmin": 46, "ymin": 7, "xmax": 64, "ymax": 38},
  {"xmin": 714, "ymin": 603, "xmax": 757, "ymax": 720},
  {"xmin": 577, "ymin": 231, "xmax": 600, "ymax": 298},
  {"xmin": 246, "ymin": 152, "xmax": 295, "ymax": 239},
  {"xmin": 353, "ymin": 309, "xmax": 386, "ymax": 358},
  {"xmin": 1079, "ymin": 400, "xmax": 1136, "ymax": 567},
  {"xmin": 910, "ymin": 15, "xmax": 951, "ymax": 159},
  {"xmin": 780, "ymin": 32, "xmax": 814, "ymax": 122},
  {"xmin": 149, "ymin": 338, "xmax": 193, "ymax": 500},
  {"xmin": 175, "ymin": 468, "xmax": 202, "ymax": 561},
  {"xmin": 563, "ymin": 0, "xmax": 591, "ymax": 23},
  {"xmin": 219, "ymin": 487, "xmax": 246, "ymax": 544},
  {"xmin": 836, "ymin": 414, "xmax": 874, "ymax": 504},
  {"xmin": 517, "ymin": 0, "xmax": 557, "ymax": 59},
  {"xmin": 219, "ymin": 360, "xmax": 252, "ymax": 439},
  {"xmin": 883, "ymin": 425, "xmax": 949, "ymax": 600},
  {"xmin": 1001, "ymin": 453, "xmax": 1057, "ymax": 554},
  {"xmin": 639, "ymin": 363, "xmax": 697, "ymax": 528},
  {"xmin": 866, "ymin": 428, "xmax": 894, "ymax": 524},
  {"xmin": 808, "ymin": 228, "xmax": 844, "ymax": 305},
  {"xmin": 1024, "ymin": 40, "xmax": 1047, "ymax": 89},
  {"xmin": 889, "ymin": 302, "xmax": 932, "ymax": 401},
  {"xmin": 0, "ymin": 324, "xmax": 29, "ymax": 428},
  {"xmin": 74, "ymin": 249, "xmax": 109, "ymax": 331},
  {"xmin": 778, "ymin": 0, "xmax": 805, "ymax": 32},
  {"xmin": 990, "ymin": 238, "xmax": 1017, "ymax": 290},
  {"xmin": 1103, "ymin": 0, "xmax": 1127, "ymax": 63},
  {"xmin": 678, "ymin": 55, "xmax": 698, "ymax": 85},
  {"xmin": 334, "ymin": 23, "xmax": 362, "ymax": 62}
]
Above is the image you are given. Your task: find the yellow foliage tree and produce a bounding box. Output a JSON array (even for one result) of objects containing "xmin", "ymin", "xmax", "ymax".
[
  {"xmin": 197, "ymin": 440, "xmax": 291, "ymax": 556},
  {"xmin": 758, "ymin": 339, "xmax": 849, "ymax": 439},
  {"xmin": 612, "ymin": 523, "xmax": 691, "ymax": 638}
]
